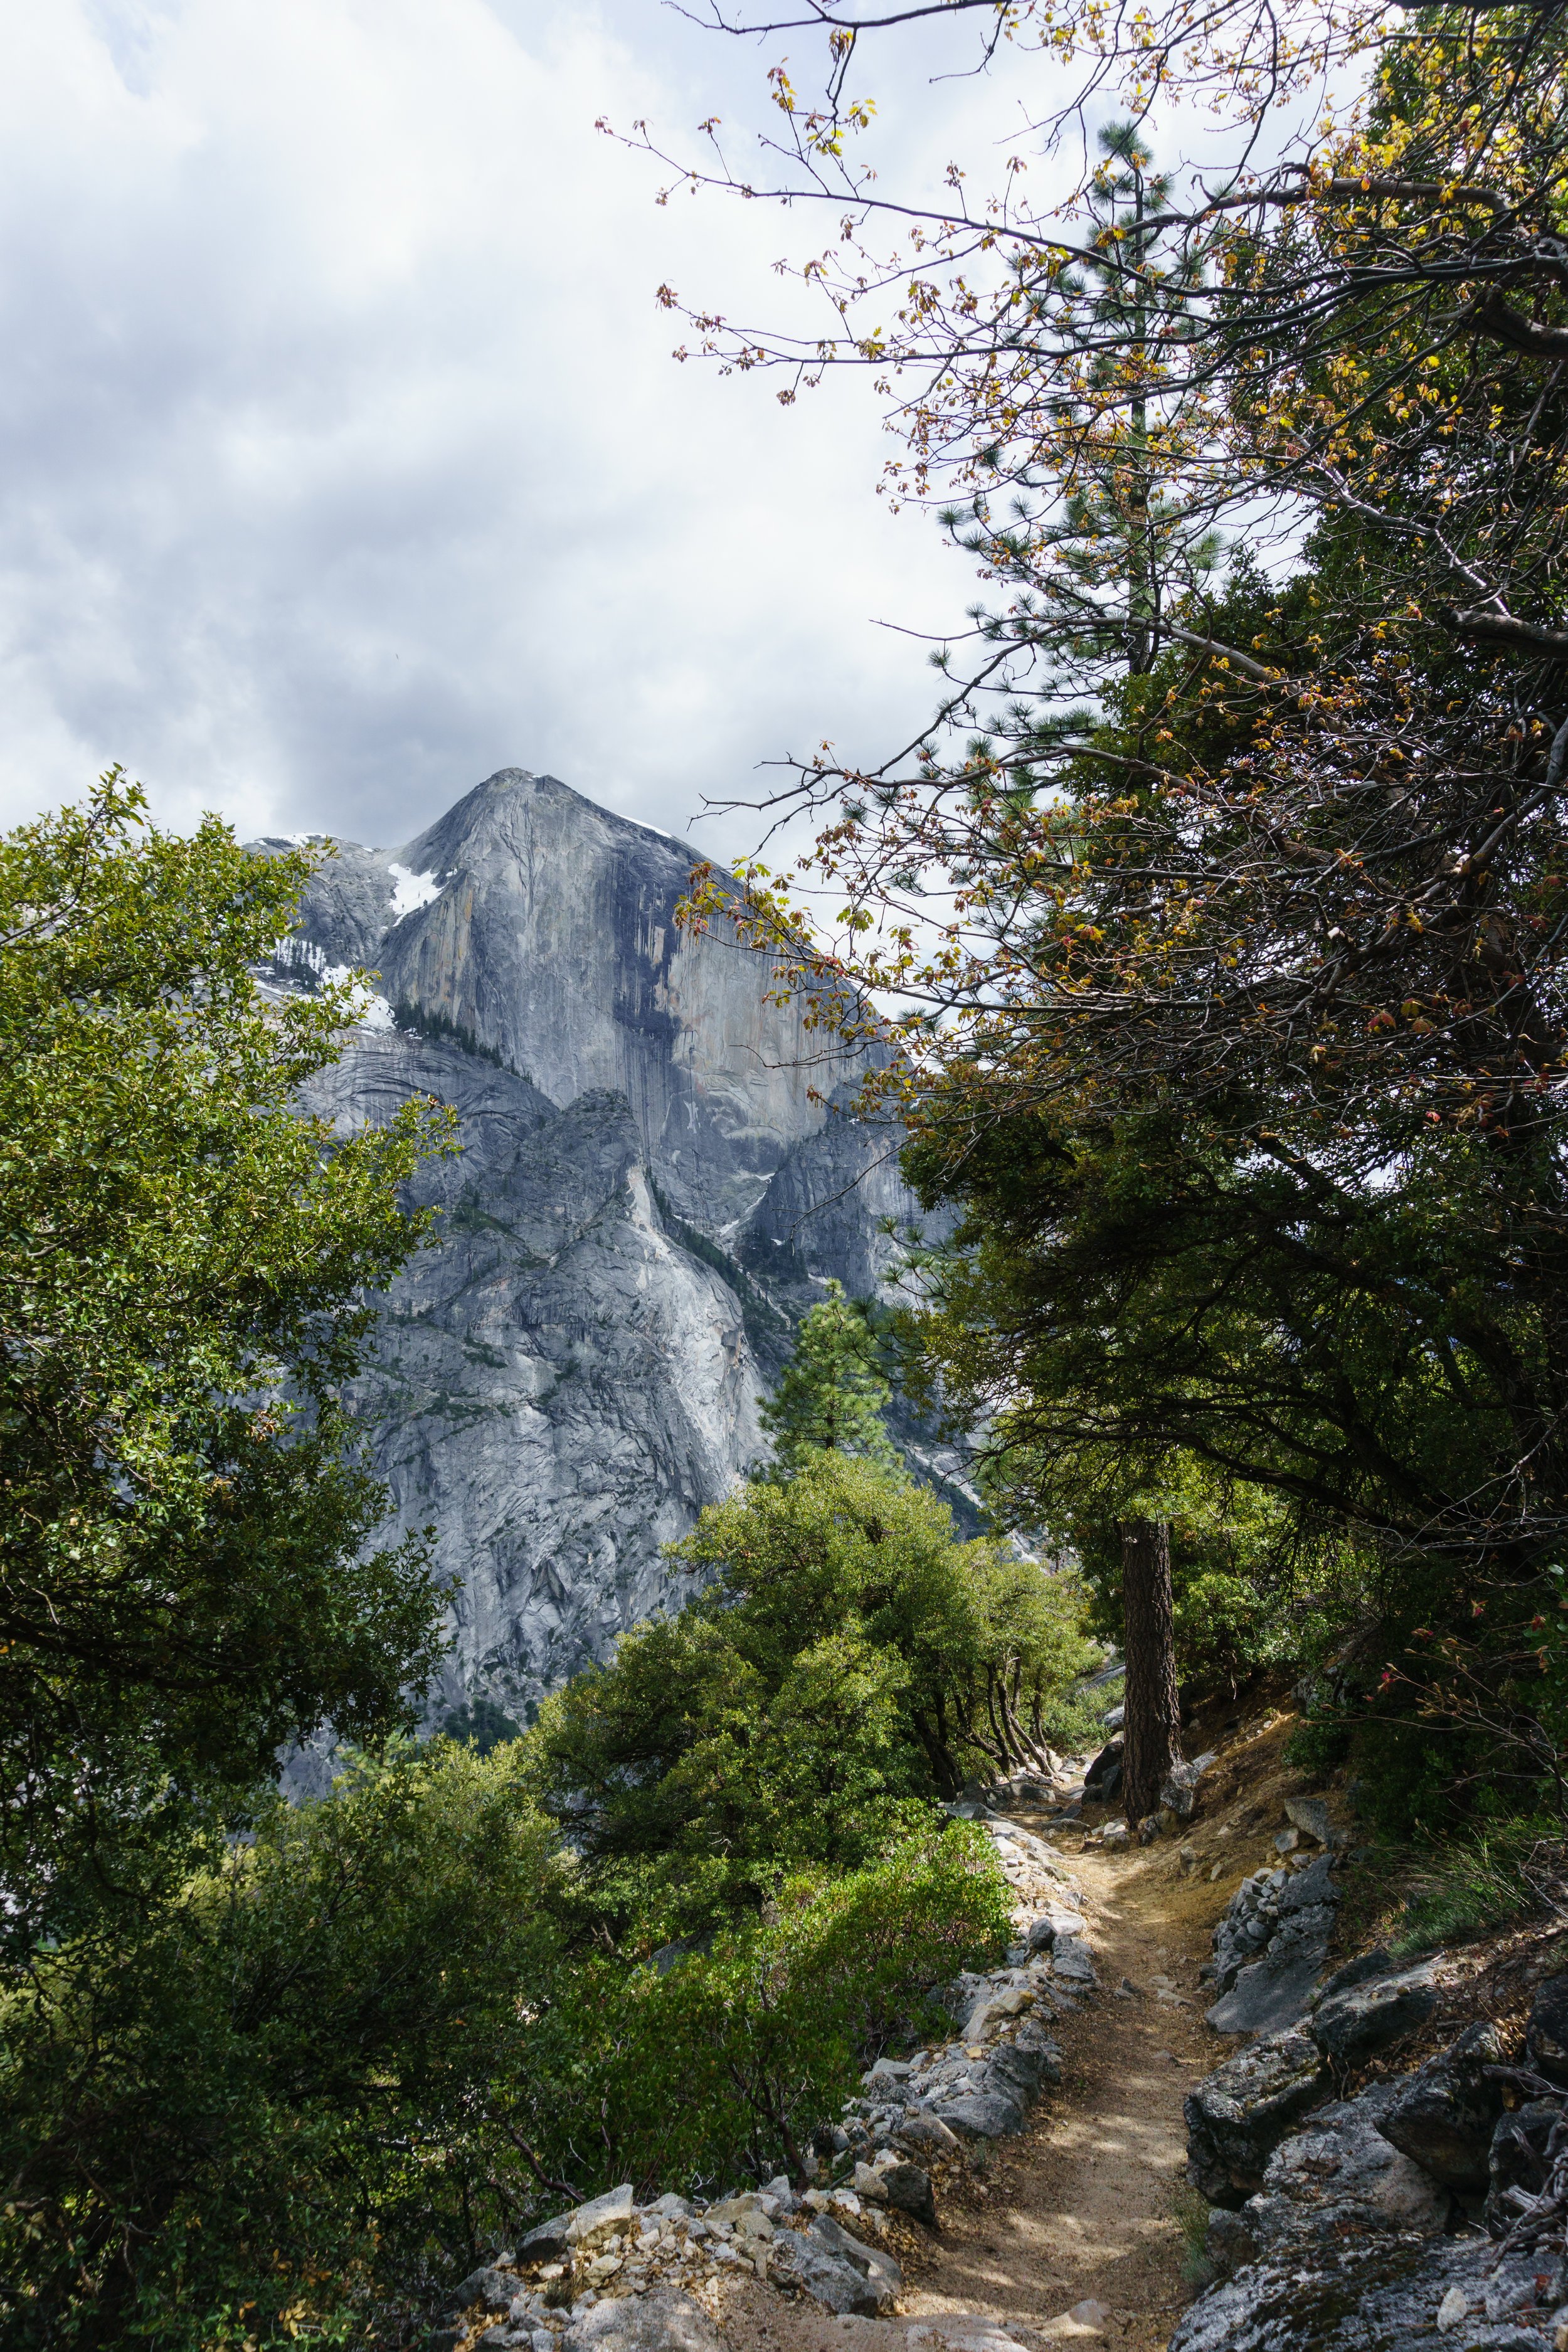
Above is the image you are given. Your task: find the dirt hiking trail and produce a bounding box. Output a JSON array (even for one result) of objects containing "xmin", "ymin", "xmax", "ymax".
[{"xmin": 721, "ymin": 1710, "xmax": 1312, "ymax": 2352}]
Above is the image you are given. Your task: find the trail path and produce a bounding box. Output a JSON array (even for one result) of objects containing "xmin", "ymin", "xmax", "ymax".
[
  {"xmin": 724, "ymin": 1806, "xmax": 1231, "ymax": 2352},
  {"xmin": 893, "ymin": 1823, "xmax": 1216, "ymax": 2352},
  {"xmin": 719, "ymin": 1713, "xmax": 1308, "ymax": 2352}
]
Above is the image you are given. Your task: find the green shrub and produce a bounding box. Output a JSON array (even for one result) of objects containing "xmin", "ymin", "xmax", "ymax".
[
  {"xmin": 1282, "ymin": 1716, "xmax": 1352, "ymax": 1777},
  {"xmin": 1037, "ymin": 1673, "xmax": 1120, "ymax": 1757},
  {"xmin": 1389, "ymin": 1823, "xmax": 1562, "ymax": 1959},
  {"xmin": 523, "ymin": 1821, "xmax": 1012, "ymax": 2196},
  {"xmin": 0, "ymin": 1740, "xmax": 567, "ymax": 2350},
  {"xmin": 529, "ymin": 1451, "xmax": 1093, "ymax": 1934},
  {"xmin": 0, "ymin": 1749, "xmax": 1011, "ymax": 2348}
]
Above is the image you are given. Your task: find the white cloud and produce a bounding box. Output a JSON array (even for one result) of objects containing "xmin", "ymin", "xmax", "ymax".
[{"xmin": 0, "ymin": 0, "xmax": 997, "ymax": 864}]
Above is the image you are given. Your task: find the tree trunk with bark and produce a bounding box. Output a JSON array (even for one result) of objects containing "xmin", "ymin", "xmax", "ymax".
[{"xmin": 1118, "ymin": 1515, "xmax": 1182, "ymax": 1825}]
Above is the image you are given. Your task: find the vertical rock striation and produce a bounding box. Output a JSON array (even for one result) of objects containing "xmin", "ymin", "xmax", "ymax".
[{"xmin": 263, "ymin": 769, "xmax": 930, "ymax": 1732}]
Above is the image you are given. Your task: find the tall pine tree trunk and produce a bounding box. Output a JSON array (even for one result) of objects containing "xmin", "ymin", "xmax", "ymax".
[{"xmin": 1119, "ymin": 1515, "xmax": 1182, "ymax": 1825}]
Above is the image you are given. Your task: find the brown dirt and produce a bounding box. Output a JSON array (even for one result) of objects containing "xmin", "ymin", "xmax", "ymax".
[
  {"xmin": 712, "ymin": 1703, "xmax": 1301, "ymax": 2352},
  {"xmin": 464, "ymin": 1688, "xmax": 1568, "ymax": 2352}
]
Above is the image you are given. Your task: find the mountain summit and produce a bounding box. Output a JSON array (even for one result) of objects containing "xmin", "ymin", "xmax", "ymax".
[
  {"xmin": 268, "ymin": 767, "xmax": 861, "ymax": 1236},
  {"xmin": 255, "ymin": 771, "xmax": 919, "ymax": 1737}
]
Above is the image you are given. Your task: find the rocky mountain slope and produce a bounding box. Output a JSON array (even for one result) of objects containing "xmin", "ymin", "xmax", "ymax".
[{"xmin": 260, "ymin": 768, "xmax": 925, "ymax": 1735}]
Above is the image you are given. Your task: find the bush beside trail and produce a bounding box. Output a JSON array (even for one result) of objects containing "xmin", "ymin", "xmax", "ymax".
[{"xmin": 0, "ymin": 1739, "xmax": 1009, "ymax": 2351}]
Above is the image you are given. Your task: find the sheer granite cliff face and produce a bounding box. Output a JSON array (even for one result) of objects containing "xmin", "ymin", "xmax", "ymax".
[{"xmin": 267, "ymin": 770, "xmax": 927, "ymax": 1734}]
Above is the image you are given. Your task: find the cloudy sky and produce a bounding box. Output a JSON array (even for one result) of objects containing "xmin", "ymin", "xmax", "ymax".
[{"xmin": 0, "ymin": 0, "xmax": 1056, "ymax": 861}]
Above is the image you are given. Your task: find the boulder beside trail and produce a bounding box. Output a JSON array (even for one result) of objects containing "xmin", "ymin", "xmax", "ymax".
[
  {"xmin": 1283, "ymin": 1795, "xmax": 1348, "ymax": 1850},
  {"xmin": 1308, "ymin": 1961, "xmax": 1439, "ymax": 2065},
  {"xmin": 770, "ymin": 2227, "xmax": 896, "ymax": 2316},
  {"xmin": 1526, "ymin": 1969, "xmax": 1568, "ymax": 2087},
  {"xmin": 1160, "ymin": 1751, "xmax": 1217, "ymax": 1822},
  {"xmin": 562, "ymin": 2292, "xmax": 728, "ymax": 2352},
  {"xmin": 1237, "ymin": 2080, "xmax": 1448, "ymax": 2255},
  {"xmin": 1375, "ymin": 2020, "xmax": 1507, "ymax": 2190},
  {"xmin": 875, "ymin": 2162, "xmax": 936, "ymax": 2228},
  {"xmin": 1184, "ymin": 2027, "xmax": 1328, "ymax": 2206},
  {"xmin": 941, "ymin": 2088, "xmax": 1029, "ymax": 2140},
  {"xmin": 1170, "ymin": 2235, "xmax": 1563, "ymax": 2352},
  {"xmin": 1203, "ymin": 1854, "xmax": 1340, "ymax": 2036}
]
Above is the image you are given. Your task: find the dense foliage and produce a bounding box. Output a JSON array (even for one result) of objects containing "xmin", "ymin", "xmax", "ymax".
[
  {"xmin": 0, "ymin": 1718, "xmax": 1009, "ymax": 2350},
  {"xmin": 529, "ymin": 1444, "xmax": 1093, "ymax": 1937},
  {"xmin": 662, "ymin": 1, "xmax": 1568, "ymax": 1836},
  {"xmin": 0, "ymin": 775, "xmax": 455, "ymax": 1948}
]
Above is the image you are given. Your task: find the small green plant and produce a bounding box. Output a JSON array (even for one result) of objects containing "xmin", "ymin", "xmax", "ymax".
[
  {"xmin": 1171, "ymin": 2180, "xmax": 1216, "ymax": 2289},
  {"xmin": 1389, "ymin": 1825, "xmax": 1563, "ymax": 1959}
]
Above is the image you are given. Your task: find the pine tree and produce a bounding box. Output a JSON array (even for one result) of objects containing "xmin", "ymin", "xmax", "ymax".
[{"xmin": 760, "ymin": 1280, "xmax": 902, "ymax": 1473}]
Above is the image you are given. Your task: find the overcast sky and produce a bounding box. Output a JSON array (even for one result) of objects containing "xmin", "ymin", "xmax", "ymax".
[{"xmin": 0, "ymin": 1, "xmax": 1064, "ymax": 862}]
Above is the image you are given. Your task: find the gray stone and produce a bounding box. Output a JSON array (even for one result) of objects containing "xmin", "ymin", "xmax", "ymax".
[
  {"xmin": 809, "ymin": 2213, "xmax": 903, "ymax": 2294},
  {"xmin": 562, "ymin": 2292, "xmax": 728, "ymax": 2352},
  {"xmin": 891, "ymin": 2114, "xmax": 961, "ymax": 2159},
  {"xmin": 1377, "ymin": 2022, "xmax": 1507, "ymax": 2191},
  {"xmin": 1309, "ymin": 1961, "xmax": 1439, "ymax": 2065},
  {"xmin": 1205, "ymin": 1855, "xmax": 1341, "ymax": 2009},
  {"xmin": 520, "ymin": 2219, "xmax": 573, "ymax": 2264},
  {"xmin": 1168, "ymin": 2235, "xmax": 1557, "ymax": 2352},
  {"xmin": 877, "ymin": 2162, "xmax": 936, "ymax": 2227},
  {"xmin": 769, "ymin": 2228, "xmax": 894, "ymax": 2316},
  {"xmin": 987, "ymin": 2042, "xmax": 1048, "ymax": 2100},
  {"xmin": 1160, "ymin": 1752, "xmax": 1217, "ymax": 1821},
  {"xmin": 455, "ymin": 2269, "xmax": 522, "ymax": 2311},
  {"xmin": 1242, "ymin": 2082, "xmax": 1448, "ymax": 2250},
  {"xmin": 1284, "ymin": 1795, "xmax": 1347, "ymax": 1849},
  {"xmin": 938, "ymin": 2089, "xmax": 1027, "ymax": 2139},
  {"xmin": 1025, "ymin": 1916, "xmax": 1056, "ymax": 1952},
  {"xmin": 1203, "ymin": 2206, "xmax": 1259, "ymax": 2277},
  {"xmin": 1184, "ymin": 2027, "xmax": 1328, "ymax": 2206},
  {"xmin": 1313, "ymin": 1944, "xmax": 1392, "ymax": 2003},
  {"xmin": 1205, "ymin": 1944, "xmax": 1332, "ymax": 2038},
  {"xmin": 566, "ymin": 2186, "xmax": 635, "ymax": 2243},
  {"xmin": 1051, "ymin": 1937, "xmax": 1096, "ymax": 1984},
  {"xmin": 1526, "ymin": 1971, "xmax": 1568, "ymax": 2088}
]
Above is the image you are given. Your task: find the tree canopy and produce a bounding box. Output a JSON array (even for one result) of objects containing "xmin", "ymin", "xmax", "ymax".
[
  {"xmin": 758, "ymin": 1276, "xmax": 901, "ymax": 1469},
  {"xmin": 0, "ymin": 773, "xmax": 453, "ymax": 1942},
  {"xmin": 657, "ymin": 1, "xmax": 1568, "ymax": 1825}
]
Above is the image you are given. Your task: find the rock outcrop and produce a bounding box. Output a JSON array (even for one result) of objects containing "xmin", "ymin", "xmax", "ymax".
[
  {"xmin": 1181, "ymin": 1963, "xmax": 1568, "ymax": 2352},
  {"xmin": 262, "ymin": 769, "xmax": 935, "ymax": 1730},
  {"xmin": 1202, "ymin": 1854, "xmax": 1342, "ymax": 2037}
]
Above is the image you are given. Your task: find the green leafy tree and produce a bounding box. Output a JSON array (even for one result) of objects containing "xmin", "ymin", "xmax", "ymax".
[
  {"xmin": 0, "ymin": 1738, "xmax": 567, "ymax": 2350},
  {"xmin": 532, "ymin": 1823, "xmax": 1010, "ymax": 2196},
  {"xmin": 0, "ymin": 773, "xmax": 453, "ymax": 1941},
  {"xmin": 759, "ymin": 1279, "xmax": 901, "ymax": 1470},
  {"xmin": 530, "ymin": 1450, "xmax": 1094, "ymax": 1934}
]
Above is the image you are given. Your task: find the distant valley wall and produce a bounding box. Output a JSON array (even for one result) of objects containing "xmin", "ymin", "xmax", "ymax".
[{"xmin": 265, "ymin": 769, "xmax": 928, "ymax": 1736}]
